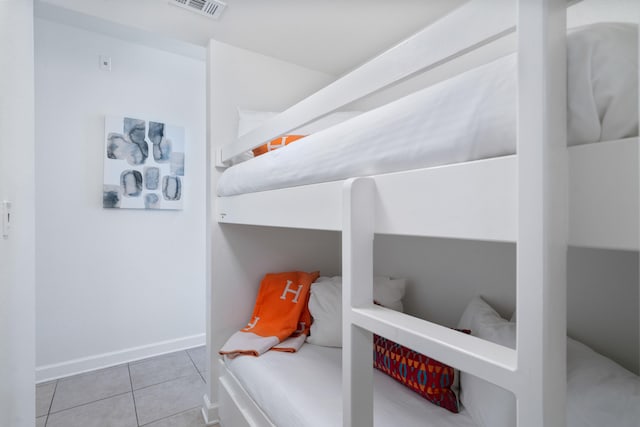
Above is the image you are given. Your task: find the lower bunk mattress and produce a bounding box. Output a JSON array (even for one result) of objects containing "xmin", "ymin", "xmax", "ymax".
[
  {"xmin": 217, "ymin": 23, "xmax": 638, "ymax": 197},
  {"xmin": 223, "ymin": 343, "xmax": 477, "ymax": 427}
]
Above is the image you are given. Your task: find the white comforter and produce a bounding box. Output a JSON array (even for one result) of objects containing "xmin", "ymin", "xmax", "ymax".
[
  {"xmin": 218, "ymin": 23, "xmax": 638, "ymax": 197},
  {"xmin": 225, "ymin": 343, "xmax": 478, "ymax": 427}
]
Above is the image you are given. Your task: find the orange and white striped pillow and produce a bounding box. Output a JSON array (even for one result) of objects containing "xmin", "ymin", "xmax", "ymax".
[
  {"xmin": 235, "ymin": 109, "xmax": 361, "ymax": 163},
  {"xmin": 252, "ymin": 134, "xmax": 306, "ymax": 157}
]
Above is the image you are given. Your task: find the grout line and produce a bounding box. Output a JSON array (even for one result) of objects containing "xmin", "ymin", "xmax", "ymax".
[
  {"xmin": 130, "ymin": 350, "xmax": 202, "ymax": 392},
  {"xmin": 185, "ymin": 348, "xmax": 207, "ymax": 384},
  {"xmin": 46, "ymin": 380, "xmax": 58, "ymax": 417},
  {"xmin": 132, "ymin": 370, "xmax": 203, "ymax": 392},
  {"xmin": 185, "ymin": 348, "xmax": 201, "ymax": 372},
  {"xmin": 137, "ymin": 405, "xmax": 203, "ymax": 427},
  {"xmin": 47, "ymin": 390, "xmax": 133, "ymax": 416},
  {"xmin": 44, "ymin": 348, "xmax": 206, "ymax": 423},
  {"xmin": 128, "ymin": 363, "xmax": 141, "ymax": 427}
]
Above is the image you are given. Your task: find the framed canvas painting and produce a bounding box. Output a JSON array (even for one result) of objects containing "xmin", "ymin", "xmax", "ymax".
[{"xmin": 103, "ymin": 116, "xmax": 185, "ymax": 210}]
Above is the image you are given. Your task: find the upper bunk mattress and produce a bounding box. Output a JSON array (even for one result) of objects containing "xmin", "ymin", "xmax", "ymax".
[
  {"xmin": 224, "ymin": 343, "xmax": 478, "ymax": 427},
  {"xmin": 218, "ymin": 23, "xmax": 638, "ymax": 197}
]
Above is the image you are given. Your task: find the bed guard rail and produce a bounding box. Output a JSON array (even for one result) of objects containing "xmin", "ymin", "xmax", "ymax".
[{"xmin": 216, "ymin": 0, "xmax": 521, "ymax": 167}]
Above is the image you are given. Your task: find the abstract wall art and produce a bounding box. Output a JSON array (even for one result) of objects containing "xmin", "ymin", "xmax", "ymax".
[{"xmin": 103, "ymin": 116, "xmax": 185, "ymax": 210}]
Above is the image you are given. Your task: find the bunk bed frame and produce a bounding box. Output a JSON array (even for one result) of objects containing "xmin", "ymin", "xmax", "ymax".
[{"xmin": 204, "ymin": 0, "xmax": 639, "ymax": 426}]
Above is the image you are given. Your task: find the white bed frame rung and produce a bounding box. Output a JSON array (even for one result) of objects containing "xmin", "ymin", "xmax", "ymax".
[
  {"xmin": 350, "ymin": 305, "xmax": 517, "ymax": 390},
  {"xmin": 217, "ymin": 137, "xmax": 639, "ymax": 251},
  {"xmin": 217, "ymin": 155, "xmax": 517, "ymax": 240},
  {"xmin": 217, "ymin": 154, "xmax": 518, "ymax": 240}
]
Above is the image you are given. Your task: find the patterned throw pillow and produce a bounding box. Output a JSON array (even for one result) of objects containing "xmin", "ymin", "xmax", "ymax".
[
  {"xmin": 252, "ymin": 135, "xmax": 306, "ymax": 157},
  {"xmin": 373, "ymin": 333, "xmax": 469, "ymax": 413}
]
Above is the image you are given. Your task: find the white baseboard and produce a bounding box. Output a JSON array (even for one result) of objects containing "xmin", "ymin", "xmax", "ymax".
[
  {"xmin": 202, "ymin": 393, "xmax": 220, "ymax": 426},
  {"xmin": 36, "ymin": 333, "xmax": 205, "ymax": 383}
]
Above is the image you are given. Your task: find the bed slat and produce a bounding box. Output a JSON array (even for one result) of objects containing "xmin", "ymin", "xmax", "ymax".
[
  {"xmin": 217, "ymin": 139, "xmax": 640, "ymax": 251},
  {"xmin": 217, "ymin": 155, "xmax": 518, "ymax": 241},
  {"xmin": 375, "ymin": 156, "xmax": 517, "ymax": 241}
]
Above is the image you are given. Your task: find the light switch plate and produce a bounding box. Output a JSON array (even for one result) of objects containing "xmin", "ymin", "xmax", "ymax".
[
  {"xmin": 99, "ymin": 55, "xmax": 111, "ymax": 71},
  {"xmin": 2, "ymin": 200, "xmax": 12, "ymax": 239}
]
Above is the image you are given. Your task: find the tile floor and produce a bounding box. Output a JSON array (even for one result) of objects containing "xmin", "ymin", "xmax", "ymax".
[{"xmin": 36, "ymin": 346, "xmax": 208, "ymax": 427}]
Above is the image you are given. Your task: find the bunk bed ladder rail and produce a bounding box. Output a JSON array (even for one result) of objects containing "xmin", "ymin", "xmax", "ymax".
[
  {"xmin": 343, "ymin": 177, "xmax": 517, "ymax": 426},
  {"xmin": 342, "ymin": 177, "xmax": 375, "ymax": 427},
  {"xmin": 341, "ymin": 1, "xmax": 569, "ymax": 426},
  {"xmin": 515, "ymin": 0, "xmax": 568, "ymax": 424}
]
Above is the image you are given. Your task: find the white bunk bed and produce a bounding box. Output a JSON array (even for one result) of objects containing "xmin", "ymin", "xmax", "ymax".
[{"xmin": 205, "ymin": 1, "xmax": 639, "ymax": 426}]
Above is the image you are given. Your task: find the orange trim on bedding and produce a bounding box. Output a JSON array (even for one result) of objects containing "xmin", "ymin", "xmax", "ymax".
[{"xmin": 252, "ymin": 134, "xmax": 306, "ymax": 157}]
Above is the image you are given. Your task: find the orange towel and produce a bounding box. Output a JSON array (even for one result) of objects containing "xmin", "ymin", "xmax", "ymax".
[
  {"xmin": 271, "ymin": 286, "xmax": 313, "ymax": 353},
  {"xmin": 219, "ymin": 271, "xmax": 319, "ymax": 357}
]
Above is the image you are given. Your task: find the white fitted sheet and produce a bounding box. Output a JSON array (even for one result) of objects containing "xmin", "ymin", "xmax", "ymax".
[
  {"xmin": 217, "ymin": 23, "xmax": 637, "ymax": 197},
  {"xmin": 224, "ymin": 343, "xmax": 477, "ymax": 427}
]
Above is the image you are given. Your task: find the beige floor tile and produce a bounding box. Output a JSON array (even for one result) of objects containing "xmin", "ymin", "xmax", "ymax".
[
  {"xmin": 130, "ymin": 351, "xmax": 197, "ymax": 390},
  {"xmin": 134, "ymin": 374, "xmax": 205, "ymax": 426},
  {"xmin": 142, "ymin": 407, "xmax": 206, "ymax": 427},
  {"xmin": 187, "ymin": 346, "xmax": 206, "ymax": 375},
  {"xmin": 36, "ymin": 381, "xmax": 56, "ymax": 417},
  {"xmin": 50, "ymin": 365, "xmax": 131, "ymax": 413},
  {"xmin": 47, "ymin": 393, "xmax": 137, "ymax": 427}
]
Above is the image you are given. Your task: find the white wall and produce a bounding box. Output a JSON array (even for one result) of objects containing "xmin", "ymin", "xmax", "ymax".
[
  {"xmin": 205, "ymin": 40, "xmax": 336, "ymax": 423},
  {"xmin": 0, "ymin": 0, "xmax": 36, "ymax": 425},
  {"xmin": 35, "ymin": 18, "xmax": 207, "ymax": 381},
  {"xmin": 567, "ymin": 248, "xmax": 638, "ymax": 374}
]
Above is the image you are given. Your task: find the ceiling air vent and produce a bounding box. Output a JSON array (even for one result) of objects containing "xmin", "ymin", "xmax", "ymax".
[{"xmin": 169, "ymin": 0, "xmax": 227, "ymax": 20}]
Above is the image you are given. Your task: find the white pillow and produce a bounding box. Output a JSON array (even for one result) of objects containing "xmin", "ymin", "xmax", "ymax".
[
  {"xmin": 567, "ymin": 337, "xmax": 640, "ymax": 427},
  {"xmin": 229, "ymin": 109, "xmax": 361, "ymax": 165},
  {"xmin": 306, "ymin": 277, "xmax": 342, "ymax": 347},
  {"xmin": 306, "ymin": 275, "xmax": 406, "ymax": 347},
  {"xmin": 457, "ymin": 296, "xmax": 516, "ymax": 427},
  {"xmin": 458, "ymin": 296, "xmax": 640, "ymax": 427},
  {"xmin": 372, "ymin": 275, "xmax": 406, "ymax": 312},
  {"xmin": 567, "ymin": 23, "xmax": 638, "ymax": 145}
]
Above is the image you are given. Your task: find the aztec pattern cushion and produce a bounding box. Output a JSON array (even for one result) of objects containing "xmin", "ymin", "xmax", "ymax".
[{"xmin": 373, "ymin": 333, "xmax": 467, "ymax": 413}]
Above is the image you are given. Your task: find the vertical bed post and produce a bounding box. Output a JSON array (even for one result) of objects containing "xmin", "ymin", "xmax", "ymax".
[
  {"xmin": 342, "ymin": 177, "xmax": 375, "ymax": 427},
  {"xmin": 516, "ymin": 0, "xmax": 568, "ymax": 426},
  {"xmin": 203, "ymin": 39, "xmax": 220, "ymax": 426}
]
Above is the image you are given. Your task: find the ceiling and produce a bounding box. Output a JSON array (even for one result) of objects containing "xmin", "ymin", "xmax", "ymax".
[{"xmin": 35, "ymin": 0, "xmax": 467, "ymax": 76}]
